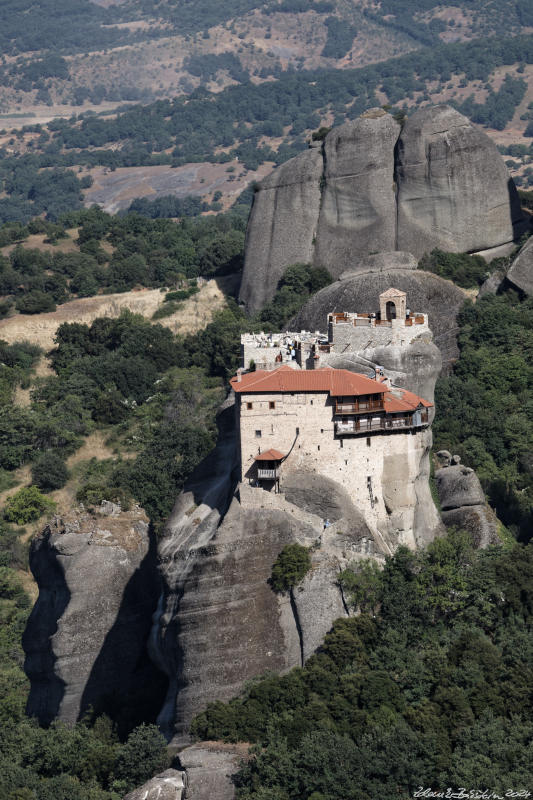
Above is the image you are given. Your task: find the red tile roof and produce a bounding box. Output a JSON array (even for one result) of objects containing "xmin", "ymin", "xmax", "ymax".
[
  {"xmin": 254, "ymin": 449, "xmax": 285, "ymax": 461},
  {"xmin": 230, "ymin": 365, "xmax": 386, "ymax": 396},
  {"xmin": 384, "ymin": 387, "xmax": 433, "ymax": 412}
]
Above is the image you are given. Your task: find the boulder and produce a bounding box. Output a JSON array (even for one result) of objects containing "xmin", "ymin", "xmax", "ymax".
[
  {"xmin": 24, "ymin": 504, "xmax": 165, "ymax": 730},
  {"xmin": 123, "ymin": 746, "xmax": 242, "ymax": 800},
  {"xmin": 313, "ymin": 109, "xmax": 400, "ymax": 276},
  {"xmin": 123, "ymin": 769, "xmax": 185, "ymax": 800},
  {"xmin": 396, "ymin": 105, "xmax": 525, "ymax": 257},
  {"xmin": 178, "ymin": 743, "xmax": 243, "ymax": 800},
  {"xmin": 506, "ymin": 235, "xmax": 533, "ymax": 295},
  {"xmin": 290, "ymin": 267, "xmax": 466, "ymax": 374},
  {"xmin": 240, "ymin": 148, "xmax": 323, "ymax": 312},
  {"xmin": 338, "ymin": 251, "xmax": 418, "ymax": 279},
  {"xmin": 436, "ymin": 462, "xmax": 500, "ymax": 547},
  {"xmin": 436, "ymin": 464, "xmax": 485, "ymax": 510}
]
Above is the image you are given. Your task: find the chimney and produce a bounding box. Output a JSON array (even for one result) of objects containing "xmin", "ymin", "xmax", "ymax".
[{"xmin": 236, "ymin": 368, "xmax": 242, "ymax": 383}]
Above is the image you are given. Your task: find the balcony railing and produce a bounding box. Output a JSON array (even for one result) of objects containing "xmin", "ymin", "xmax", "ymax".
[
  {"xmin": 257, "ymin": 468, "xmax": 279, "ymax": 480},
  {"xmin": 335, "ymin": 400, "xmax": 384, "ymax": 415},
  {"xmin": 335, "ymin": 413, "xmax": 429, "ymax": 435}
]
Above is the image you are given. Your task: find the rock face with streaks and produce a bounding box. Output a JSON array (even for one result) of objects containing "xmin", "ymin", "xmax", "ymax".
[
  {"xmin": 395, "ymin": 105, "xmax": 525, "ymax": 258},
  {"xmin": 240, "ymin": 148, "xmax": 323, "ymax": 312},
  {"xmin": 240, "ymin": 105, "xmax": 525, "ymax": 312},
  {"xmin": 506, "ymin": 235, "xmax": 533, "ymax": 295},
  {"xmin": 313, "ymin": 109, "xmax": 399, "ymax": 277},
  {"xmin": 23, "ymin": 503, "xmax": 165, "ymax": 730},
  {"xmin": 435, "ymin": 452, "xmax": 500, "ymax": 548}
]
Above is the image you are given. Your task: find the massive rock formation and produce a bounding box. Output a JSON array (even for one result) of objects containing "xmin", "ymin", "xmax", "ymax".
[
  {"xmin": 435, "ymin": 452, "xmax": 500, "ymax": 548},
  {"xmin": 313, "ymin": 110, "xmax": 399, "ymax": 273},
  {"xmin": 241, "ymin": 149, "xmax": 323, "ymax": 313},
  {"xmin": 240, "ymin": 105, "xmax": 525, "ymax": 312},
  {"xmin": 291, "ymin": 266, "xmax": 466, "ymax": 375},
  {"xmin": 24, "ymin": 503, "xmax": 166, "ymax": 730},
  {"xmin": 506, "ymin": 235, "xmax": 533, "ymax": 295},
  {"xmin": 395, "ymin": 105, "xmax": 524, "ymax": 258},
  {"xmin": 149, "ymin": 384, "xmax": 442, "ymax": 743}
]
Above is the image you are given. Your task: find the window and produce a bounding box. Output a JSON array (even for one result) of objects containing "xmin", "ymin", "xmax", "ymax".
[
  {"xmin": 255, "ymin": 430, "xmax": 261, "ymax": 438},
  {"xmin": 247, "ymin": 402, "xmax": 253, "ymax": 410},
  {"xmin": 340, "ymin": 439, "xmax": 343, "ymax": 449},
  {"xmin": 367, "ymin": 437, "xmax": 371, "ymax": 447},
  {"xmin": 269, "ymin": 401, "xmax": 275, "ymax": 409},
  {"xmin": 318, "ymin": 445, "xmax": 320, "ymax": 451},
  {"xmin": 310, "ymin": 399, "xmax": 313, "ymax": 405},
  {"xmin": 296, "ymin": 427, "xmax": 300, "ymax": 435}
]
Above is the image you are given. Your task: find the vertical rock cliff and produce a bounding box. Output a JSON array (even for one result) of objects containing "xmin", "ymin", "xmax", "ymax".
[
  {"xmin": 240, "ymin": 104, "xmax": 526, "ymax": 312},
  {"xmin": 395, "ymin": 105, "xmax": 525, "ymax": 257},
  {"xmin": 24, "ymin": 503, "xmax": 166, "ymax": 732},
  {"xmin": 314, "ymin": 109, "xmax": 400, "ymax": 274}
]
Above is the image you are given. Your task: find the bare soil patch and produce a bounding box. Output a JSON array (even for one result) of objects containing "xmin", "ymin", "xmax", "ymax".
[
  {"xmin": 0, "ymin": 279, "xmax": 227, "ymax": 350},
  {"xmin": 84, "ymin": 161, "xmax": 271, "ymax": 213}
]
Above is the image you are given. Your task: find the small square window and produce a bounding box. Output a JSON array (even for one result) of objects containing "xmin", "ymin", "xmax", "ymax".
[
  {"xmin": 366, "ymin": 437, "xmax": 371, "ymax": 447},
  {"xmin": 255, "ymin": 430, "xmax": 261, "ymax": 438},
  {"xmin": 310, "ymin": 399, "xmax": 313, "ymax": 405},
  {"xmin": 269, "ymin": 401, "xmax": 275, "ymax": 409},
  {"xmin": 247, "ymin": 402, "xmax": 253, "ymax": 410}
]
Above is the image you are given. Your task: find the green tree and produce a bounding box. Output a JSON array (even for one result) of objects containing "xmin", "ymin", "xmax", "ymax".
[
  {"xmin": 270, "ymin": 544, "xmax": 311, "ymax": 593},
  {"xmin": 4, "ymin": 485, "xmax": 56, "ymax": 525},
  {"xmin": 112, "ymin": 724, "xmax": 169, "ymax": 792},
  {"xmin": 31, "ymin": 452, "xmax": 69, "ymax": 492}
]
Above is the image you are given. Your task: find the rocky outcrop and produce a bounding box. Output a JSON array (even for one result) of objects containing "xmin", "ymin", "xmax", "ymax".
[
  {"xmin": 240, "ymin": 105, "xmax": 525, "ymax": 311},
  {"xmin": 506, "ymin": 235, "xmax": 533, "ymax": 295},
  {"xmin": 150, "ymin": 421, "xmax": 442, "ymax": 744},
  {"xmin": 291, "ymin": 267, "xmax": 465, "ymax": 375},
  {"xmin": 124, "ymin": 770, "xmax": 186, "ymax": 800},
  {"xmin": 24, "ymin": 503, "xmax": 166, "ymax": 730},
  {"xmin": 435, "ymin": 452, "xmax": 500, "ymax": 548},
  {"xmin": 314, "ymin": 109, "xmax": 399, "ymax": 277},
  {"xmin": 396, "ymin": 105, "xmax": 525, "ymax": 257},
  {"xmin": 240, "ymin": 148, "xmax": 323, "ymax": 313},
  {"xmin": 178, "ymin": 743, "xmax": 243, "ymax": 800},
  {"xmin": 123, "ymin": 744, "xmax": 243, "ymax": 800}
]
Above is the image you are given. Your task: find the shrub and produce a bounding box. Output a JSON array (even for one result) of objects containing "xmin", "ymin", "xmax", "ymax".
[
  {"xmin": 31, "ymin": 452, "xmax": 69, "ymax": 492},
  {"xmin": 270, "ymin": 544, "xmax": 311, "ymax": 593},
  {"xmin": 418, "ymin": 249, "xmax": 488, "ymax": 288},
  {"xmin": 15, "ymin": 291, "xmax": 56, "ymax": 314},
  {"xmin": 4, "ymin": 486, "xmax": 56, "ymax": 525}
]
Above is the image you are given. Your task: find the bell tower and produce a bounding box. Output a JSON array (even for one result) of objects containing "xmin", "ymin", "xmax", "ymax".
[{"xmin": 379, "ymin": 288, "xmax": 407, "ymax": 322}]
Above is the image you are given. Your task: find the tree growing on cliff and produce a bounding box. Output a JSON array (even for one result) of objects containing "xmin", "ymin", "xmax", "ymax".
[{"xmin": 270, "ymin": 544, "xmax": 311, "ymax": 593}]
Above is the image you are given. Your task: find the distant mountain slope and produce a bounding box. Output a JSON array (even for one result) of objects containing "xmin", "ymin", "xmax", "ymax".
[{"xmin": 2, "ymin": 0, "xmax": 531, "ymax": 112}]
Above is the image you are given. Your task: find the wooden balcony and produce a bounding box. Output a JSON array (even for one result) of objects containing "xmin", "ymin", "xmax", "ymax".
[
  {"xmin": 257, "ymin": 468, "xmax": 279, "ymax": 480},
  {"xmin": 335, "ymin": 411, "xmax": 429, "ymax": 436},
  {"xmin": 335, "ymin": 399, "xmax": 384, "ymax": 415}
]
